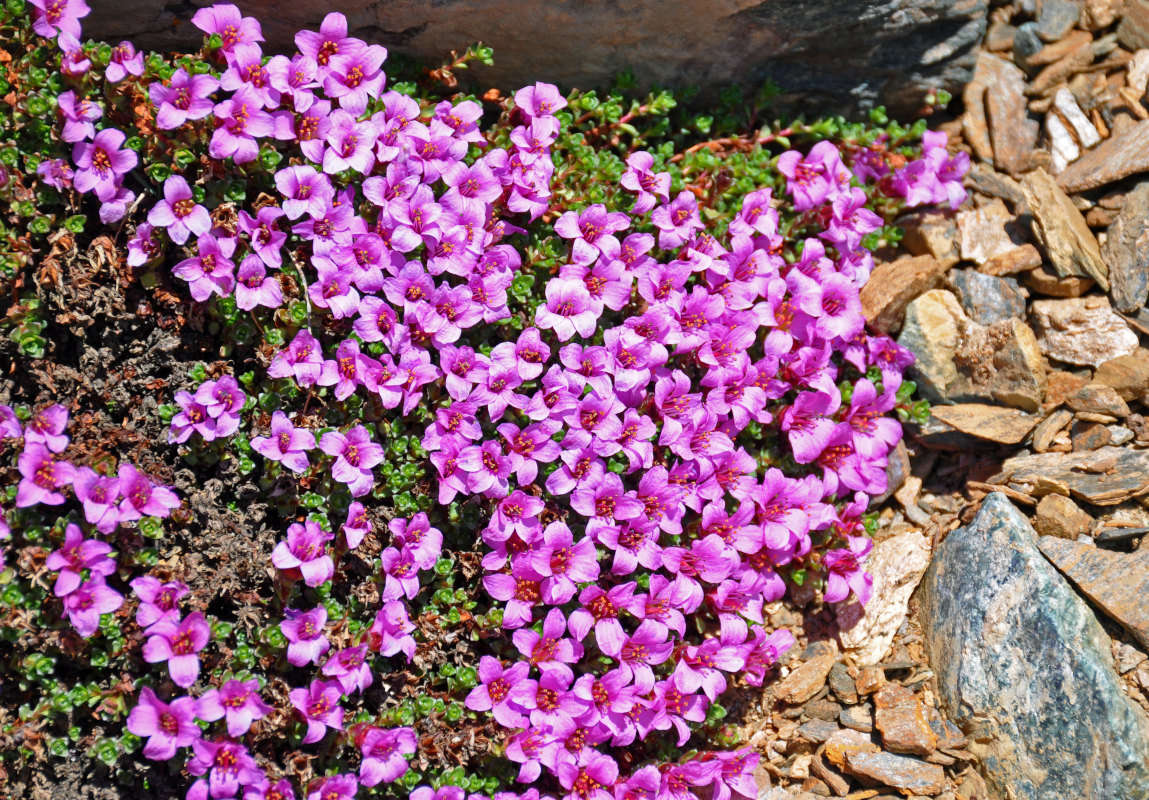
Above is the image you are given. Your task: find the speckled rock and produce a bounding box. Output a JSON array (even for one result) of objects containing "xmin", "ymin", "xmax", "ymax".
[
  {"xmin": 917, "ymin": 493, "xmax": 1149, "ymax": 800},
  {"xmin": 1029, "ymin": 297, "xmax": 1139, "ymax": 368},
  {"xmin": 949, "ymin": 268, "xmax": 1027, "ymax": 325}
]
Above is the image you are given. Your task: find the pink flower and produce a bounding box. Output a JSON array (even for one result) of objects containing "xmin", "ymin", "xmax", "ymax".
[
  {"xmin": 197, "ymin": 678, "xmax": 273, "ymax": 737},
  {"xmin": 289, "ymin": 679, "xmax": 344, "ymax": 744},
  {"xmin": 251, "ymin": 411, "xmax": 314, "ymax": 474},
  {"xmin": 61, "ymin": 578, "xmax": 123, "ymax": 637},
  {"xmin": 319, "ymin": 425, "xmax": 385, "ymax": 497},
  {"xmin": 148, "ymin": 176, "xmax": 212, "ymax": 246},
  {"xmin": 822, "ymin": 535, "xmax": 874, "ymax": 605},
  {"xmin": 272, "ymin": 520, "xmax": 335, "ymax": 586},
  {"xmin": 16, "ymin": 442, "xmax": 76, "ymax": 507},
  {"xmin": 45, "ymin": 523, "xmax": 114, "ymax": 597},
  {"xmin": 535, "ymin": 278, "xmax": 597, "ymax": 341},
  {"xmin": 126, "ymin": 687, "xmax": 201, "ymax": 761},
  {"xmin": 465, "ymin": 656, "xmax": 536, "ymax": 728},
  {"xmin": 130, "ymin": 576, "xmax": 189, "ymax": 630},
  {"xmin": 142, "ymin": 611, "xmax": 211, "ymax": 688},
  {"xmin": 282, "ymin": 606, "xmax": 330, "ymax": 667},
  {"xmin": 358, "ymin": 726, "xmax": 416, "ymax": 786}
]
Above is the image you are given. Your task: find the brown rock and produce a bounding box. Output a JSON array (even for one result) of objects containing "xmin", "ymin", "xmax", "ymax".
[
  {"xmin": 823, "ymin": 729, "xmax": 880, "ymax": 770},
  {"xmin": 1034, "ymin": 493, "xmax": 1094, "ymax": 538},
  {"xmin": 775, "ymin": 642, "xmax": 838, "ymax": 705},
  {"xmin": 1072, "ymin": 420, "xmax": 1112, "ymax": 451},
  {"xmin": 1027, "ymin": 35, "xmax": 1095, "ymax": 97},
  {"xmin": 861, "ymin": 255, "xmax": 947, "ymax": 335},
  {"xmin": 1066, "ymin": 384, "xmax": 1131, "ymax": 417},
  {"xmin": 1021, "ymin": 169, "xmax": 1110, "ymax": 290},
  {"xmin": 1094, "ymin": 350, "xmax": 1149, "ymax": 401},
  {"xmin": 798, "ymin": 718, "xmax": 841, "ymax": 743},
  {"xmin": 981, "ymin": 53, "xmax": 1040, "ymax": 175},
  {"xmin": 928, "ymin": 404, "xmax": 1038, "ymax": 445},
  {"xmin": 1023, "ymin": 266, "xmax": 1095, "ymax": 297},
  {"xmin": 810, "ymin": 754, "xmax": 851, "ymax": 797},
  {"xmin": 1044, "ymin": 371, "xmax": 1091, "ymax": 408},
  {"xmin": 1029, "ymin": 297, "xmax": 1139, "ymax": 367},
  {"xmin": 828, "ymin": 663, "xmax": 859, "ymax": 705},
  {"xmin": 1033, "ymin": 408, "xmax": 1074, "ymax": 451},
  {"xmin": 956, "ymin": 200, "xmax": 1021, "ymax": 265},
  {"xmin": 873, "ymin": 684, "xmax": 938, "ymax": 755},
  {"xmin": 1119, "ymin": 0, "xmax": 1149, "ymax": 50},
  {"xmin": 1057, "ymin": 120, "xmax": 1149, "ymax": 193},
  {"xmin": 842, "ymin": 751, "xmax": 946, "ymax": 796},
  {"xmin": 961, "ymin": 80, "xmax": 994, "ymax": 163},
  {"xmin": 840, "ymin": 704, "xmax": 874, "ymax": 732},
  {"xmin": 899, "ymin": 212, "xmax": 960, "ymax": 269},
  {"xmin": 1002, "ymin": 446, "xmax": 1149, "ymax": 505},
  {"xmin": 1082, "ymin": 0, "xmax": 1125, "ymax": 31},
  {"xmin": 1039, "ymin": 536, "xmax": 1149, "ymax": 650},
  {"xmin": 1101, "ymin": 181, "xmax": 1149, "ymax": 313},
  {"xmin": 808, "ymin": 698, "xmax": 844, "ymax": 722},
  {"xmin": 856, "ymin": 666, "xmax": 886, "ymax": 697},
  {"xmin": 981, "ymin": 243, "xmax": 1043, "ymax": 277},
  {"xmin": 966, "ymin": 161, "xmax": 1027, "ymax": 207}
]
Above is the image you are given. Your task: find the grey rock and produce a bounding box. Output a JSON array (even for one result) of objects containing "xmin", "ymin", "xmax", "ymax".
[
  {"xmin": 798, "ymin": 718, "xmax": 842, "ymax": 744},
  {"xmin": 1102, "ymin": 181, "xmax": 1149, "ymax": 314},
  {"xmin": 80, "ymin": 0, "xmax": 987, "ymax": 118},
  {"xmin": 1030, "ymin": 297, "xmax": 1139, "ymax": 368},
  {"xmin": 917, "ymin": 493, "xmax": 1149, "ymax": 800},
  {"xmin": 1035, "ymin": 0, "xmax": 1083, "ymax": 41},
  {"xmin": 840, "ymin": 704, "xmax": 874, "ymax": 732},
  {"xmin": 1013, "ymin": 22, "xmax": 1046, "ymax": 75},
  {"xmin": 949, "ymin": 268, "xmax": 1027, "ymax": 325}
]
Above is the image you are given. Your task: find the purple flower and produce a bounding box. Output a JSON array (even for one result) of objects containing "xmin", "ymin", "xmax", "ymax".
[
  {"xmin": 72, "ymin": 467, "xmax": 122, "ymax": 533},
  {"xmin": 822, "ymin": 535, "xmax": 874, "ymax": 605},
  {"xmin": 358, "ymin": 726, "xmax": 416, "ymax": 787},
  {"xmin": 529, "ymin": 521, "xmax": 600, "ymax": 605},
  {"xmin": 57, "ymin": 91, "xmax": 101, "ymax": 143},
  {"xmin": 187, "ymin": 738, "xmax": 263, "ymax": 798},
  {"xmin": 148, "ymin": 176, "xmax": 211, "ymax": 246},
  {"xmin": 342, "ymin": 502, "xmax": 371, "ymax": 550},
  {"xmin": 235, "ymin": 256, "xmax": 283, "ymax": 311},
  {"xmin": 198, "ymin": 678, "xmax": 273, "ymax": 737},
  {"xmin": 324, "ymin": 45, "xmax": 388, "ymax": 115},
  {"xmin": 742, "ymin": 626, "xmax": 795, "ymax": 686},
  {"xmin": 171, "ymin": 233, "xmax": 237, "ymax": 303},
  {"xmin": 274, "ymin": 165, "xmax": 334, "ymax": 220},
  {"xmin": 652, "ymin": 190, "xmax": 704, "ymax": 250},
  {"xmin": 127, "ymin": 223, "xmax": 160, "ymax": 268},
  {"xmin": 61, "ymin": 578, "xmax": 123, "ymax": 637},
  {"xmin": 600, "ymin": 620, "xmax": 674, "ymax": 691},
  {"xmin": 369, "ymin": 600, "xmax": 415, "ymax": 660},
  {"xmin": 126, "ymin": 687, "xmax": 201, "ymax": 761},
  {"xmin": 556, "ymin": 750, "xmax": 618, "ymax": 800},
  {"xmin": 289, "ymin": 679, "xmax": 344, "ymax": 744},
  {"xmin": 251, "ymin": 410, "xmax": 314, "ymax": 473},
  {"xmin": 282, "ymin": 606, "xmax": 331, "ymax": 667},
  {"xmin": 143, "ymin": 611, "xmax": 211, "ymax": 688},
  {"xmin": 554, "ymin": 204, "xmax": 630, "ymax": 265},
  {"xmin": 306, "ymin": 775, "xmax": 358, "ymax": 800},
  {"xmin": 30, "ymin": 0, "xmax": 88, "ymax": 39},
  {"xmin": 296, "ymin": 12, "xmax": 363, "ymax": 68},
  {"xmin": 36, "ymin": 158, "xmax": 73, "ymax": 190},
  {"xmin": 780, "ymin": 390, "xmax": 841, "ymax": 465},
  {"xmin": 169, "ymin": 390, "xmax": 217, "ymax": 444},
  {"xmin": 106, "ymin": 41, "xmax": 145, "ymax": 82},
  {"xmin": 72, "ymin": 128, "xmax": 137, "ymax": 202},
  {"xmin": 535, "ymin": 278, "xmax": 597, "ymax": 341},
  {"xmin": 272, "ymin": 521, "xmax": 334, "ymax": 587},
  {"xmin": 465, "ymin": 656, "xmax": 536, "ymax": 728},
  {"xmin": 191, "ymin": 2, "xmax": 264, "ymax": 52},
  {"xmin": 23, "ymin": 403, "xmax": 69, "ymax": 452},
  {"xmin": 322, "ymin": 643, "xmax": 373, "ymax": 695},
  {"xmin": 45, "ymin": 523, "xmax": 114, "ymax": 597},
  {"xmin": 237, "ymin": 206, "xmax": 286, "ymax": 268},
  {"xmin": 777, "ymin": 140, "xmax": 851, "ymax": 211},
  {"xmin": 620, "ymin": 150, "xmax": 670, "ymax": 213},
  {"xmin": 514, "ymin": 82, "xmax": 568, "ymax": 119},
  {"xmin": 457, "ymin": 440, "xmax": 511, "ymax": 498},
  {"xmin": 130, "ymin": 575, "xmax": 189, "ymax": 629},
  {"xmin": 211, "ymin": 86, "xmax": 276, "ymax": 164},
  {"xmin": 319, "ymin": 425, "xmax": 384, "ymax": 497},
  {"xmin": 16, "ymin": 442, "xmax": 76, "ymax": 507},
  {"xmin": 511, "ymin": 607, "xmax": 583, "ymax": 667},
  {"xmin": 323, "ymin": 109, "xmax": 377, "ymax": 174},
  {"xmin": 388, "ymin": 513, "xmax": 443, "ymax": 570},
  {"xmin": 150, "ymin": 68, "xmax": 220, "ymax": 129},
  {"xmin": 268, "ymin": 328, "xmax": 324, "ymax": 388}
]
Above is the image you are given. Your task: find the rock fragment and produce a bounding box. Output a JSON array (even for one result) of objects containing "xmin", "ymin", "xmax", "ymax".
[
  {"xmin": 1057, "ymin": 119, "xmax": 1149, "ymax": 192},
  {"xmin": 1001, "ymin": 446, "xmax": 1149, "ymax": 505},
  {"xmin": 956, "ymin": 199, "xmax": 1021, "ymax": 265},
  {"xmin": 1101, "ymin": 181, "xmax": 1149, "ymax": 313},
  {"xmin": 1022, "ymin": 168, "xmax": 1109, "ymax": 290},
  {"xmin": 873, "ymin": 683, "xmax": 938, "ymax": 755},
  {"xmin": 949, "ymin": 268, "xmax": 1026, "ymax": 325},
  {"xmin": 1065, "ymin": 384, "xmax": 1131, "ymax": 418},
  {"xmin": 1034, "ymin": 493, "xmax": 1094, "ymax": 539},
  {"xmin": 774, "ymin": 641, "xmax": 837, "ymax": 705},
  {"xmin": 1094, "ymin": 350, "xmax": 1149, "ymax": 401},
  {"xmin": 860, "ymin": 255, "xmax": 947, "ymax": 335},
  {"xmin": 928, "ymin": 404, "xmax": 1039, "ymax": 444},
  {"xmin": 1029, "ymin": 296, "xmax": 1138, "ymax": 367},
  {"xmin": 981, "ymin": 53, "xmax": 1040, "ymax": 175},
  {"xmin": 842, "ymin": 751, "xmax": 946, "ymax": 796}
]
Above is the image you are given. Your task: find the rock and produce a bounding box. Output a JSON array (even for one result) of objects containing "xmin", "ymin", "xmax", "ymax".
[
  {"xmin": 981, "ymin": 243, "xmax": 1043, "ymax": 277},
  {"xmin": 798, "ymin": 718, "xmax": 841, "ymax": 744},
  {"xmin": 1033, "ymin": 408, "xmax": 1073, "ymax": 452},
  {"xmin": 899, "ymin": 211, "xmax": 961, "ymax": 269},
  {"xmin": 949, "ymin": 268, "xmax": 1026, "ymax": 325},
  {"xmin": 917, "ymin": 493, "xmax": 1149, "ymax": 800},
  {"xmin": 1128, "ymin": 49, "xmax": 1149, "ymax": 97},
  {"xmin": 856, "ymin": 666, "xmax": 886, "ymax": 696},
  {"xmin": 861, "ymin": 255, "xmax": 948, "ymax": 334},
  {"xmin": 1046, "ymin": 113, "xmax": 1080, "ymax": 174},
  {"xmin": 873, "ymin": 683, "xmax": 938, "ymax": 755},
  {"xmin": 1066, "ymin": 384, "xmax": 1131, "ymax": 418},
  {"xmin": 84, "ymin": 0, "xmax": 988, "ymax": 120},
  {"xmin": 1022, "ymin": 169, "xmax": 1110, "ymax": 290},
  {"xmin": 1044, "ymin": 370, "xmax": 1090, "ymax": 408},
  {"xmin": 1013, "ymin": 21, "xmax": 1046, "ymax": 73},
  {"xmin": 1058, "ymin": 120, "xmax": 1149, "ymax": 193},
  {"xmin": 956, "ymin": 200, "xmax": 1021, "ymax": 265},
  {"xmin": 1001, "ymin": 446, "xmax": 1149, "ymax": 505},
  {"xmin": 899, "ymin": 290, "xmax": 1046, "ymax": 411},
  {"xmin": 828, "ymin": 663, "xmax": 859, "ymax": 705},
  {"xmin": 808, "ymin": 698, "xmax": 844, "ymax": 721},
  {"xmin": 1120, "ymin": 0, "xmax": 1149, "ymax": 50},
  {"xmin": 1036, "ymin": 0, "xmax": 1083, "ymax": 41},
  {"xmin": 810, "ymin": 754, "xmax": 851, "ymax": 797},
  {"xmin": 1109, "ymin": 424, "xmax": 1136, "ymax": 445},
  {"xmin": 1073, "ymin": 420, "xmax": 1112, "ymax": 450},
  {"xmin": 775, "ymin": 641, "xmax": 838, "ymax": 705},
  {"xmin": 1022, "ymin": 266, "xmax": 1095, "ymax": 298},
  {"xmin": 838, "ymin": 531, "xmax": 932, "ymax": 667},
  {"xmin": 1034, "ymin": 493, "xmax": 1094, "ymax": 539},
  {"xmin": 1094, "ymin": 350, "xmax": 1149, "ymax": 401},
  {"xmin": 823, "ymin": 729, "xmax": 880, "ymax": 770},
  {"xmin": 966, "ymin": 161, "xmax": 1027, "ymax": 207},
  {"xmin": 1101, "ymin": 181, "xmax": 1149, "ymax": 313},
  {"xmin": 1039, "ymin": 536, "xmax": 1149, "ymax": 651},
  {"xmin": 962, "ymin": 80, "xmax": 994, "ymax": 163},
  {"xmin": 874, "ymin": 440, "xmax": 911, "ymax": 505},
  {"xmin": 840, "ymin": 704, "xmax": 874, "ymax": 732},
  {"xmin": 1081, "ymin": 0, "xmax": 1125, "ymax": 31},
  {"xmin": 1114, "ymin": 642, "xmax": 1148, "ymax": 674},
  {"xmin": 842, "ymin": 751, "xmax": 946, "ymax": 796},
  {"xmin": 980, "ymin": 52, "xmax": 1040, "ymax": 175},
  {"xmin": 928, "ymin": 404, "xmax": 1039, "ymax": 444},
  {"xmin": 1053, "ymin": 87, "xmax": 1102, "ymax": 149},
  {"xmin": 1029, "ymin": 297, "xmax": 1139, "ymax": 368}
]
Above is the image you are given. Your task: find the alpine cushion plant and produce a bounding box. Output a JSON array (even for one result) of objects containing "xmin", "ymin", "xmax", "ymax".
[{"xmin": 0, "ymin": 2, "xmax": 965, "ymax": 798}]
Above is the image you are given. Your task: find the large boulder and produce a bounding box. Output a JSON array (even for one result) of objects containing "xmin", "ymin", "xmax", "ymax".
[
  {"xmin": 83, "ymin": 0, "xmax": 987, "ymax": 116},
  {"xmin": 917, "ymin": 492, "xmax": 1149, "ymax": 800}
]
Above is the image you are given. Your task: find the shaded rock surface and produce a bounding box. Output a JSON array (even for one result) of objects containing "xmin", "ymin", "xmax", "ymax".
[
  {"xmin": 949, "ymin": 268, "xmax": 1027, "ymax": 325},
  {"xmin": 1101, "ymin": 181, "xmax": 1149, "ymax": 314},
  {"xmin": 1039, "ymin": 536, "xmax": 1149, "ymax": 651},
  {"xmin": 917, "ymin": 493, "xmax": 1149, "ymax": 800},
  {"xmin": 1000, "ymin": 446, "xmax": 1149, "ymax": 505},
  {"xmin": 81, "ymin": 0, "xmax": 987, "ymax": 116}
]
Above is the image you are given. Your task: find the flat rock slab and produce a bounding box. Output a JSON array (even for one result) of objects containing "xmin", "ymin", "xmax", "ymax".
[
  {"xmin": 843, "ymin": 750, "xmax": 946, "ymax": 796},
  {"xmin": 1022, "ymin": 168, "xmax": 1110, "ymax": 290},
  {"xmin": 861, "ymin": 255, "xmax": 947, "ymax": 334},
  {"xmin": 774, "ymin": 641, "xmax": 838, "ymax": 705},
  {"xmin": 928, "ymin": 403, "xmax": 1038, "ymax": 444},
  {"xmin": 1029, "ymin": 296, "xmax": 1139, "ymax": 368},
  {"xmin": 917, "ymin": 493, "xmax": 1149, "ymax": 800},
  {"xmin": 1057, "ymin": 120, "xmax": 1149, "ymax": 193},
  {"xmin": 1039, "ymin": 536, "xmax": 1149, "ymax": 651},
  {"xmin": 1000, "ymin": 446, "xmax": 1149, "ymax": 505},
  {"xmin": 1101, "ymin": 181, "xmax": 1149, "ymax": 313},
  {"xmin": 838, "ymin": 530, "xmax": 931, "ymax": 666},
  {"xmin": 980, "ymin": 52, "xmax": 1039, "ymax": 175}
]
